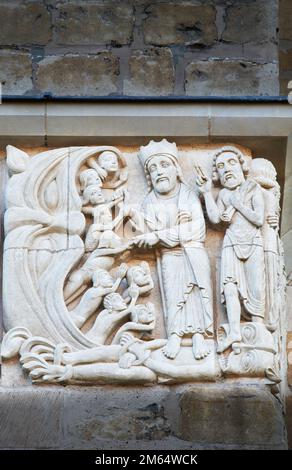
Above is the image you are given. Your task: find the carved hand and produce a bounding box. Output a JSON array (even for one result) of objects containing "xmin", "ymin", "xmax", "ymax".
[
  {"xmin": 130, "ymin": 233, "xmax": 159, "ymax": 249},
  {"xmin": 220, "ymin": 206, "xmax": 235, "ymax": 223},
  {"xmin": 267, "ymin": 213, "xmax": 279, "ymax": 229},
  {"xmin": 230, "ymin": 190, "xmax": 242, "ymax": 210},
  {"xmin": 128, "ymin": 283, "xmax": 139, "ymax": 300},
  {"xmin": 196, "ymin": 176, "xmax": 212, "ymax": 195},
  {"xmin": 112, "ymin": 188, "xmax": 124, "ymax": 201},
  {"xmin": 117, "ymin": 263, "xmax": 128, "ymax": 278},
  {"xmin": 195, "ymin": 163, "xmax": 211, "ymax": 194},
  {"xmin": 118, "ymin": 352, "xmax": 136, "ymax": 369},
  {"xmin": 97, "ymin": 165, "xmax": 107, "ymax": 182}
]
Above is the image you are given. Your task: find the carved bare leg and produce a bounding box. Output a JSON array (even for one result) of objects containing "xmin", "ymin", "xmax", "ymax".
[
  {"xmin": 63, "ymin": 345, "xmax": 121, "ymax": 365},
  {"xmin": 192, "ymin": 332, "xmax": 210, "ymax": 360},
  {"xmin": 218, "ymin": 282, "xmax": 242, "ymax": 353},
  {"xmin": 162, "ymin": 333, "xmax": 182, "ymax": 359}
]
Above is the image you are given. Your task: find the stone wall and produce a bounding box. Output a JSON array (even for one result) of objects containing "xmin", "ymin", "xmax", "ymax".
[
  {"xmin": 0, "ymin": 0, "xmax": 280, "ymax": 97},
  {"xmin": 279, "ymin": 0, "xmax": 292, "ymax": 96}
]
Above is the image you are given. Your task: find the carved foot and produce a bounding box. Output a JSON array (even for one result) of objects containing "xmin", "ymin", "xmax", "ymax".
[
  {"xmin": 192, "ymin": 333, "xmax": 210, "ymax": 360},
  {"xmin": 21, "ymin": 353, "xmax": 73, "ymax": 383},
  {"xmin": 217, "ymin": 334, "xmax": 242, "ymax": 353},
  {"xmin": 162, "ymin": 334, "xmax": 181, "ymax": 359}
]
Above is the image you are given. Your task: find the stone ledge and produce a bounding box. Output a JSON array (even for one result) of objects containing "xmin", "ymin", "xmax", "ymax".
[
  {"xmin": 0, "ymin": 383, "xmax": 287, "ymax": 449},
  {"xmin": 0, "ymin": 103, "xmax": 291, "ymax": 149}
]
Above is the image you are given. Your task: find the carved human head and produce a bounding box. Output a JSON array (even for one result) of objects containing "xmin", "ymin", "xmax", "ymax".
[
  {"xmin": 130, "ymin": 302, "xmax": 155, "ymax": 324},
  {"xmin": 98, "ymin": 151, "xmax": 119, "ymax": 173},
  {"xmin": 249, "ymin": 158, "xmax": 277, "ymax": 189},
  {"xmin": 92, "ymin": 269, "xmax": 114, "ymax": 288},
  {"xmin": 79, "ymin": 169, "xmax": 102, "ymax": 190},
  {"xmin": 213, "ymin": 146, "xmax": 249, "ymax": 189},
  {"xmin": 138, "ymin": 139, "xmax": 185, "ymax": 193},
  {"xmin": 127, "ymin": 263, "xmax": 151, "ymax": 287},
  {"xmin": 82, "ymin": 184, "xmax": 105, "ymax": 205},
  {"xmin": 103, "ymin": 293, "xmax": 126, "ymax": 312}
]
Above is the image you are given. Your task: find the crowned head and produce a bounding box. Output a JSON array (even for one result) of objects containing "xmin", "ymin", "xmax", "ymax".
[{"xmin": 138, "ymin": 139, "xmax": 184, "ymax": 194}]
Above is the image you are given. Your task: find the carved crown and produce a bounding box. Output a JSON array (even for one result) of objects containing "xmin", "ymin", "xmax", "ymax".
[{"xmin": 138, "ymin": 139, "xmax": 178, "ymax": 169}]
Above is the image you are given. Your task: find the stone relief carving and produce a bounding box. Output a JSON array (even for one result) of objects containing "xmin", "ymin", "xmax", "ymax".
[{"xmin": 1, "ymin": 141, "xmax": 286, "ymax": 387}]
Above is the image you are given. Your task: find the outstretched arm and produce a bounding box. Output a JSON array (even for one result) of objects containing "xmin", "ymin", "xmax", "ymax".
[
  {"xmin": 195, "ymin": 165, "xmax": 221, "ymax": 224},
  {"xmin": 87, "ymin": 156, "xmax": 107, "ymax": 181},
  {"xmin": 203, "ymin": 190, "xmax": 222, "ymax": 224},
  {"xmin": 123, "ymin": 285, "xmax": 139, "ymax": 314}
]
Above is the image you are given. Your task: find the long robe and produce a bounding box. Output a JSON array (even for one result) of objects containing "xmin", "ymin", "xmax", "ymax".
[{"xmin": 141, "ymin": 183, "xmax": 213, "ymax": 338}]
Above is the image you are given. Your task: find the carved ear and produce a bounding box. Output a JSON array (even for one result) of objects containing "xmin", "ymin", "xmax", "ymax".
[{"xmin": 6, "ymin": 145, "xmax": 29, "ymax": 174}]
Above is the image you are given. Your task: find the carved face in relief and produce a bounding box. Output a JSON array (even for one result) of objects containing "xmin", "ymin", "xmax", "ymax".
[
  {"xmin": 147, "ymin": 155, "xmax": 178, "ymax": 194},
  {"xmin": 98, "ymin": 151, "xmax": 119, "ymax": 173},
  {"xmin": 132, "ymin": 303, "xmax": 155, "ymax": 324},
  {"xmin": 98, "ymin": 270, "xmax": 115, "ymax": 288},
  {"xmin": 79, "ymin": 169, "xmax": 102, "ymax": 190},
  {"xmin": 215, "ymin": 152, "xmax": 245, "ymax": 189},
  {"xmin": 129, "ymin": 266, "xmax": 151, "ymax": 287},
  {"xmin": 83, "ymin": 185, "xmax": 105, "ymax": 205},
  {"xmin": 104, "ymin": 293, "xmax": 127, "ymax": 312}
]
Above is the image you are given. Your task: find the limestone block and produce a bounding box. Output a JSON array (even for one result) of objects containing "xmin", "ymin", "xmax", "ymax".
[
  {"xmin": 143, "ymin": 3, "xmax": 217, "ymax": 46},
  {"xmin": 62, "ymin": 386, "xmax": 172, "ymax": 447},
  {"xmin": 179, "ymin": 384, "xmax": 287, "ymax": 449},
  {"xmin": 0, "ymin": 387, "xmax": 63, "ymax": 449},
  {"xmin": 0, "ymin": 383, "xmax": 287, "ymax": 450},
  {"xmin": 280, "ymin": 0, "xmax": 292, "ymax": 41},
  {"xmin": 35, "ymin": 53, "xmax": 119, "ymax": 97},
  {"xmin": 223, "ymin": 0, "xmax": 278, "ymax": 44},
  {"xmin": 0, "ymin": 2, "xmax": 51, "ymax": 46},
  {"xmin": 280, "ymin": 49, "xmax": 292, "ymax": 71},
  {"xmin": 222, "ymin": 0, "xmax": 278, "ymax": 43},
  {"xmin": 0, "ymin": 50, "xmax": 32, "ymax": 95},
  {"xmin": 185, "ymin": 60, "xmax": 279, "ymax": 96},
  {"xmin": 124, "ymin": 48, "xmax": 174, "ymax": 96},
  {"xmin": 55, "ymin": 2, "xmax": 134, "ymax": 46}
]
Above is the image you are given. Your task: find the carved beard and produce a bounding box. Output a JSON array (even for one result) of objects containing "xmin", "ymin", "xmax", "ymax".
[
  {"xmin": 155, "ymin": 178, "xmax": 172, "ymax": 193},
  {"xmin": 222, "ymin": 172, "xmax": 244, "ymax": 189}
]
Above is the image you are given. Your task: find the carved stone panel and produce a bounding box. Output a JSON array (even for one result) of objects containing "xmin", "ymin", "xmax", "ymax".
[{"xmin": 1, "ymin": 141, "xmax": 286, "ymax": 389}]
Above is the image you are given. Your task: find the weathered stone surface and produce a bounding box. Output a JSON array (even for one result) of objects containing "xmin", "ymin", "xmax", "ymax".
[
  {"xmin": 62, "ymin": 387, "xmax": 172, "ymax": 447},
  {"xmin": 280, "ymin": 49, "xmax": 292, "ymax": 71},
  {"xmin": 223, "ymin": 0, "xmax": 278, "ymax": 44},
  {"xmin": 288, "ymin": 330, "xmax": 292, "ymax": 387},
  {"xmin": 36, "ymin": 53, "xmax": 119, "ymax": 96},
  {"xmin": 185, "ymin": 60, "xmax": 279, "ymax": 96},
  {"xmin": 124, "ymin": 48, "xmax": 174, "ymax": 96},
  {"xmin": 279, "ymin": 0, "xmax": 292, "ymax": 41},
  {"xmin": 143, "ymin": 3, "xmax": 217, "ymax": 46},
  {"xmin": 179, "ymin": 385, "xmax": 287, "ymax": 448},
  {"xmin": 0, "ymin": 384, "xmax": 287, "ymax": 449},
  {"xmin": 0, "ymin": 50, "xmax": 32, "ymax": 95},
  {"xmin": 0, "ymin": 387, "xmax": 63, "ymax": 449},
  {"xmin": 0, "ymin": 2, "xmax": 51, "ymax": 46},
  {"xmin": 55, "ymin": 2, "xmax": 134, "ymax": 46}
]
